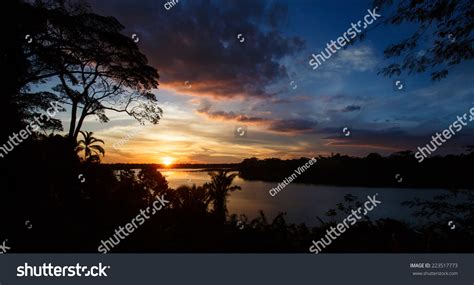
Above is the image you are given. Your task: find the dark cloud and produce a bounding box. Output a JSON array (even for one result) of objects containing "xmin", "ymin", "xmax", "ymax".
[
  {"xmin": 341, "ymin": 105, "xmax": 361, "ymax": 112},
  {"xmin": 267, "ymin": 119, "xmax": 318, "ymax": 133},
  {"xmin": 88, "ymin": 0, "xmax": 304, "ymax": 99},
  {"xmin": 196, "ymin": 103, "xmax": 268, "ymax": 123},
  {"xmin": 196, "ymin": 102, "xmax": 318, "ymax": 133}
]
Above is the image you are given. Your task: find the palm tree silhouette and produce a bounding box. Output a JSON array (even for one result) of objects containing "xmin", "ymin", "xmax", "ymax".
[
  {"xmin": 75, "ymin": 131, "xmax": 105, "ymax": 162},
  {"xmin": 206, "ymin": 171, "xmax": 241, "ymax": 222},
  {"xmin": 172, "ymin": 185, "xmax": 211, "ymax": 213}
]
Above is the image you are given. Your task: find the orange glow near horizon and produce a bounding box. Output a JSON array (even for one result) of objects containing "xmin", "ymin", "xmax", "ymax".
[{"xmin": 162, "ymin": 156, "xmax": 175, "ymax": 167}]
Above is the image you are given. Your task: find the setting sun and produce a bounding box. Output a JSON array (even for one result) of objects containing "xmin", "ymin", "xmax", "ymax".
[{"xmin": 162, "ymin": 156, "xmax": 174, "ymax": 166}]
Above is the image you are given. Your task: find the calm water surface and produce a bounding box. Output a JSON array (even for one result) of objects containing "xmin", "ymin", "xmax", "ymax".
[{"xmin": 158, "ymin": 169, "xmax": 450, "ymax": 226}]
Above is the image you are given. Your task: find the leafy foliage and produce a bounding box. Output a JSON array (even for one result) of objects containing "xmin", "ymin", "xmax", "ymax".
[
  {"xmin": 205, "ymin": 171, "xmax": 242, "ymax": 222},
  {"xmin": 368, "ymin": 0, "xmax": 473, "ymax": 80},
  {"xmin": 18, "ymin": 0, "xmax": 162, "ymax": 140},
  {"xmin": 75, "ymin": 131, "xmax": 105, "ymax": 162}
]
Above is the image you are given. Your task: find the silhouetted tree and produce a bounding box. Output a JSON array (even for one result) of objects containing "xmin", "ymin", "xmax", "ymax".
[
  {"xmin": 137, "ymin": 166, "xmax": 169, "ymax": 198},
  {"xmin": 75, "ymin": 131, "xmax": 105, "ymax": 162},
  {"xmin": 172, "ymin": 185, "xmax": 211, "ymax": 213},
  {"xmin": 205, "ymin": 171, "xmax": 241, "ymax": 222},
  {"xmin": 18, "ymin": 0, "xmax": 162, "ymax": 140},
  {"xmin": 367, "ymin": 0, "xmax": 473, "ymax": 80},
  {"xmin": 0, "ymin": 0, "xmax": 65, "ymax": 140}
]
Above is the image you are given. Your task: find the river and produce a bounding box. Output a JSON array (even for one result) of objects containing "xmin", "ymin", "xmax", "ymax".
[{"xmin": 158, "ymin": 168, "xmax": 451, "ymax": 226}]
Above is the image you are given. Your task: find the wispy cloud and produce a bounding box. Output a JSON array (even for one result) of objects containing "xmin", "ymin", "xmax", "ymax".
[{"xmin": 326, "ymin": 45, "xmax": 378, "ymax": 72}]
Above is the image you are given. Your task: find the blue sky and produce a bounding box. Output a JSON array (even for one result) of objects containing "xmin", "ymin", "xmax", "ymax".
[{"xmin": 46, "ymin": 0, "xmax": 474, "ymax": 163}]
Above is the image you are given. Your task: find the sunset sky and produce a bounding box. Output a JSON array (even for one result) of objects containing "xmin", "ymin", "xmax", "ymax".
[{"xmin": 49, "ymin": 0, "xmax": 474, "ymax": 164}]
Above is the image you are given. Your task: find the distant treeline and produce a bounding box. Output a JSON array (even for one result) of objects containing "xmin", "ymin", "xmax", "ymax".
[{"xmin": 238, "ymin": 151, "xmax": 474, "ymax": 189}]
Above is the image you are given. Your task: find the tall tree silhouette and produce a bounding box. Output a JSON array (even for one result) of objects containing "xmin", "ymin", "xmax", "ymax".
[
  {"xmin": 1, "ymin": 0, "xmax": 66, "ymax": 140},
  {"xmin": 206, "ymin": 171, "xmax": 241, "ymax": 222},
  {"xmin": 367, "ymin": 0, "xmax": 473, "ymax": 80},
  {"xmin": 75, "ymin": 131, "xmax": 105, "ymax": 162},
  {"xmin": 18, "ymin": 0, "xmax": 161, "ymax": 140}
]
